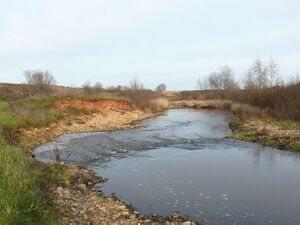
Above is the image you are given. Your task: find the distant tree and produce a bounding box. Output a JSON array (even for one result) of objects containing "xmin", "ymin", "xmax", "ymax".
[
  {"xmin": 82, "ymin": 81, "xmax": 92, "ymax": 95},
  {"xmin": 266, "ymin": 58, "xmax": 282, "ymax": 87},
  {"xmin": 23, "ymin": 70, "xmax": 56, "ymax": 94},
  {"xmin": 129, "ymin": 77, "xmax": 144, "ymax": 91},
  {"xmin": 245, "ymin": 58, "xmax": 268, "ymax": 89},
  {"xmin": 197, "ymin": 66, "xmax": 238, "ymax": 91},
  {"xmin": 93, "ymin": 82, "xmax": 103, "ymax": 91},
  {"xmin": 206, "ymin": 66, "xmax": 237, "ymax": 90},
  {"xmin": 196, "ymin": 75, "xmax": 209, "ymax": 90},
  {"xmin": 155, "ymin": 83, "xmax": 166, "ymax": 92},
  {"xmin": 244, "ymin": 70, "xmax": 256, "ymax": 89},
  {"xmin": 288, "ymin": 73, "xmax": 300, "ymax": 85},
  {"xmin": 244, "ymin": 58, "xmax": 283, "ymax": 89},
  {"xmin": 219, "ymin": 65, "xmax": 237, "ymax": 90},
  {"xmin": 208, "ymin": 71, "xmax": 222, "ymax": 89}
]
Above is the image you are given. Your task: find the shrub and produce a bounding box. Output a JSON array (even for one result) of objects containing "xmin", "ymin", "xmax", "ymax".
[
  {"xmin": 124, "ymin": 89, "xmax": 160, "ymax": 112},
  {"xmin": 228, "ymin": 83, "xmax": 300, "ymax": 120}
]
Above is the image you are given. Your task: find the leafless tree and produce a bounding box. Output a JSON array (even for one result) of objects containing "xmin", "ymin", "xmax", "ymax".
[
  {"xmin": 266, "ymin": 58, "xmax": 282, "ymax": 87},
  {"xmin": 129, "ymin": 77, "xmax": 144, "ymax": 91},
  {"xmin": 82, "ymin": 81, "xmax": 92, "ymax": 95},
  {"xmin": 287, "ymin": 73, "xmax": 300, "ymax": 85},
  {"xmin": 208, "ymin": 71, "xmax": 223, "ymax": 89},
  {"xmin": 155, "ymin": 83, "xmax": 166, "ymax": 92},
  {"xmin": 244, "ymin": 58, "xmax": 283, "ymax": 89},
  {"xmin": 197, "ymin": 66, "xmax": 238, "ymax": 91},
  {"xmin": 244, "ymin": 70, "xmax": 256, "ymax": 89},
  {"xmin": 196, "ymin": 75, "xmax": 209, "ymax": 90},
  {"xmin": 23, "ymin": 70, "xmax": 56, "ymax": 94},
  {"xmin": 219, "ymin": 65, "xmax": 237, "ymax": 89},
  {"xmin": 205, "ymin": 66, "xmax": 237, "ymax": 90},
  {"xmin": 93, "ymin": 81, "xmax": 103, "ymax": 91},
  {"xmin": 245, "ymin": 58, "xmax": 268, "ymax": 89}
]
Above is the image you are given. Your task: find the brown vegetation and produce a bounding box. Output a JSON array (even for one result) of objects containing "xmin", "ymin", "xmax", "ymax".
[{"xmin": 194, "ymin": 58, "xmax": 300, "ymax": 120}]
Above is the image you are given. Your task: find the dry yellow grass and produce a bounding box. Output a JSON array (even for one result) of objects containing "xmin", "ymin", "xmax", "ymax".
[{"xmin": 149, "ymin": 98, "xmax": 169, "ymax": 111}]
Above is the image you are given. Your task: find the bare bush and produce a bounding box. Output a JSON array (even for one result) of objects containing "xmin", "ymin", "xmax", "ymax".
[
  {"xmin": 228, "ymin": 83, "xmax": 300, "ymax": 120},
  {"xmin": 230, "ymin": 103, "xmax": 261, "ymax": 117}
]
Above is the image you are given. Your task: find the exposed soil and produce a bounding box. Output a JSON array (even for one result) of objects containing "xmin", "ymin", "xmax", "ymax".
[{"xmin": 54, "ymin": 99, "xmax": 134, "ymax": 113}]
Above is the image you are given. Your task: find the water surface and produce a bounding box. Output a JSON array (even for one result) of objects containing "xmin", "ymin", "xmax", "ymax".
[{"xmin": 35, "ymin": 109, "xmax": 300, "ymax": 225}]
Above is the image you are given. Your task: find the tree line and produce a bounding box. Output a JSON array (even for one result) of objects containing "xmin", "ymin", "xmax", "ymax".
[
  {"xmin": 22, "ymin": 70, "xmax": 167, "ymax": 95},
  {"xmin": 196, "ymin": 57, "xmax": 298, "ymax": 91}
]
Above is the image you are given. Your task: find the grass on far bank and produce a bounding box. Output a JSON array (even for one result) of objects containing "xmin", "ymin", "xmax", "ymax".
[{"xmin": 230, "ymin": 117, "xmax": 300, "ymax": 152}]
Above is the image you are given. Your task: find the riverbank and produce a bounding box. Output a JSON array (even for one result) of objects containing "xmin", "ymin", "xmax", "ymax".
[
  {"xmin": 20, "ymin": 98, "xmax": 156, "ymax": 151},
  {"xmin": 17, "ymin": 98, "xmax": 196, "ymax": 225},
  {"xmin": 230, "ymin": 118, "xmax": 300, "ymax": 152}
]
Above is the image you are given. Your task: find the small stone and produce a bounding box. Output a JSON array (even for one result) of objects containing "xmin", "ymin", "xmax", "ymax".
[
  {"xmin": 56, "ymin": 187, "xmax": 64, "ymax": 194},
  {"xmin": 77, "ymin": 184, "xmax": 87, "ymax": 190},
  {"xmin": 182, "ymin": 221, "xmax": 196, "ymax": 225},
  {"xmin": 121, "ymin": 211, "xmax": 130, "ymax": 216},
  {"xmin": 129, "ymin": 214, "xmax": 136, "ymax": 220},
  {"xmin": 88, "ymin": 207, "xmax": 94, "ymax": 211}
]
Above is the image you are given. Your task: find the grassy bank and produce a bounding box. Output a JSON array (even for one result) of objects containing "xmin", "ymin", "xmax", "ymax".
[
  {"xmin": 0, "ymin": 93, "xmax": 160, "ymax": 224},
  {"xmin": 0, "ymin": 96, "xmax": 63, "ymax": 224},
  {"xmin": 0, "ymin": 96, "xmax": 104, "ymax": 224},
  {"xmin": 230, "ymin": 118, "xmax": 300, "ymax": 152},
  {"xmin": 0, "ymin": 137, "xmax": 58, "ymax": 225}
]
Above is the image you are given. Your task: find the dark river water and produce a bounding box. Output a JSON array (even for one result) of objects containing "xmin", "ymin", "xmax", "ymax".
[{"xmin": 35, "ymin": 109, "xmax": 300, "ymax": 225}]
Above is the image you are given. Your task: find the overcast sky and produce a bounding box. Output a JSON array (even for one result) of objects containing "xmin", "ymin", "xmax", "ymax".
[{"xmin": 0, "ymin": 0, "xmax": 299, "ymax": 90}]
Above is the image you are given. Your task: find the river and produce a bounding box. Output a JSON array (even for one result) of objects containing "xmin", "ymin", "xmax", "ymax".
[{"xmin": 34, "ymin": 109, "xmax": 300, "ymax": 225}]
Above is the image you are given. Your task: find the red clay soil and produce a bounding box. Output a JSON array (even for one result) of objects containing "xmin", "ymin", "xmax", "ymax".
[{"xmin": 54, "ymin": 99, "xmax": 134, "ymax": 113}]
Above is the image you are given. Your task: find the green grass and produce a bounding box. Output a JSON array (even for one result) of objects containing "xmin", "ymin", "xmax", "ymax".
[
  {"xmin": 0, "ymin": 101, "xmax": 9, "ymax": 111},
  {"xmin": 0, "ymin": 112, "xmax": 23, "ymax": 131},
  {"xmin": 67, "ymin": 105, "xmax": 82, "ymax": 116},
  {"xmin": 14, "ymin": 96, "xmax": 56, "ymax": 110},
  {"xmin": 0, "ymin": 97, "xmax": 65, "ymax": 141},
  {"xmin": 0, "ymin": 138, "xmax": 58, "ymax": 225},
  {"xmin": 23, "ymin": 111, "xmax": 63, "ymax": 127},
  {"xmin": 0, "ymin": 97, "xmax": 63, "ymax": 224}
]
